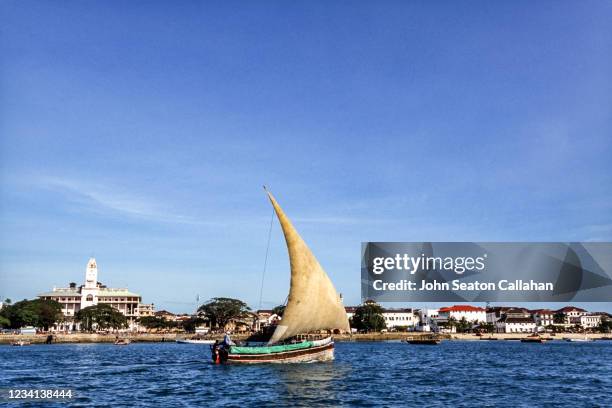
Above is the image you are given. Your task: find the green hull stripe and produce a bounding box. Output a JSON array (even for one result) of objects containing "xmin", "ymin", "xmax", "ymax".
[{"xmin": 230, "ymin": 341, "xmax": 314, "ymax": 355}]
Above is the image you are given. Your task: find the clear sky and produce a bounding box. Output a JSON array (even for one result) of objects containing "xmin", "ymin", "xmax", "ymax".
[{"xmin": 1, "ymin": 1, "xmax": 611, "ymax": 313}]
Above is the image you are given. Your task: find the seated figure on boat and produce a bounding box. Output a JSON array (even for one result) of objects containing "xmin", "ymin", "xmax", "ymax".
[{"xmin": 222, "ymin": 332, "xmax": 235, "ymax": 347}]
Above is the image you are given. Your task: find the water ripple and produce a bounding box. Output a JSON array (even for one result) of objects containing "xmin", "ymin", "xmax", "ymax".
[{"xmin": 1, "ymin": 341, "xmax": 611, "ymax": 407}]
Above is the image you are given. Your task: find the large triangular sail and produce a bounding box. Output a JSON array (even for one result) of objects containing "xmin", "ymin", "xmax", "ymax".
[{"xmin": 266, "ymin": 190, "xmax": 350, "ymax": 344}]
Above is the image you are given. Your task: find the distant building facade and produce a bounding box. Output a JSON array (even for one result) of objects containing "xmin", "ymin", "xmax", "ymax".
[
  {"xmin": 558, "ymin": 306, "xmax": 587, "ymax": 325},
  {"xmin": 532, "ymin": 309, "xmax": 555, "ymax": 328},
  {"xmin": 138, "ymin": 303, "xmax": 155, "ymax": 317},
  {"xmin": 578, "ymin": 314, "xmax": 603, "ymax": 328},
  {"xmin": 155, "ymin": 310, "xmax": 177, "ymax": 321},
  {"xmin": 38, "ymin": 258, "xmax": 145, "ymax": 331},
  {"xmin": 344, "ymin": 303, "xmax": 419, "ymax": 330},
  {"xmin": 438, "ymin": 305, "xmax": 487, "ymax": 323}
]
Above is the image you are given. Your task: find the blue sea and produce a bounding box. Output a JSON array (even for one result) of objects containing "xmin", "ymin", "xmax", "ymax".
[{"xmin": 1, "ymin": 340, "xmax": 611, "ymax": 407}]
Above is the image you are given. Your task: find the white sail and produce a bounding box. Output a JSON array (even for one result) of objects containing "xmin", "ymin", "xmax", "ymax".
[{"xmin": 266, "ymin": 190, "xmax": 350, "ymax": 344}]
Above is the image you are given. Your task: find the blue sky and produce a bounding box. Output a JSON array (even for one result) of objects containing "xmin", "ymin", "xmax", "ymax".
[{"xmin": 1, "ymin": 1, "xmax": 611, "ymax": 313}]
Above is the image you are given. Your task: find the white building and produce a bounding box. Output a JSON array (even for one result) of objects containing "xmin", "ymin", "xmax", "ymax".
[
  {"xmin": 138, "ymin": 303, "xmax": 155, "ymax": 317},
  {"xmin": 532, "ymin": 309, "xmax": 555, "ymax": 329},
  {"xmin": 381, "ymin": 308, "xmax": 419, "ymax": 329},
  {"xmin": 558, "ymin": 306, "xmax": 587, "ymax": 325},
  {"xmin": 415, "ymin": 309, "xmax": 440, "ymax": 332},
  {"xmin": 438, "ymin": 305, "xmax": 487, "ymax": 323},
  {"xmin": 579, "ymin": 314, "xmax": 602, "ymax": 328},
  {"xmin": 345, "ymin": 304, "xmax": 419, "ymax": 330},
  {"xmin": 38, "ymin": 258, "xmax": 144, "ymax": 331},
  {"xmin": 496, "ymin": 316, "xmax": 537, "ymax": 333},
  {"xmin": 254, "ymin": 310, "xmax": 281, "ymax": 332}
]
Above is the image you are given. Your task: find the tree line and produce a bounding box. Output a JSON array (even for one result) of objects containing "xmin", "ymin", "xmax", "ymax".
[{"xmin": 0, "ymin": 296, "xmax": 254, "ymax": 333}]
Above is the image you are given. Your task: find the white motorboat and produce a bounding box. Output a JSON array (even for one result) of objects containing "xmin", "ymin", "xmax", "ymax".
[
  {"xmin": 565, "ymin": 336, "xmax": 592, "ymax": 342},
  {"xmin": 176, "ymin": 338, "xmax": 215, "ymax": 345}
]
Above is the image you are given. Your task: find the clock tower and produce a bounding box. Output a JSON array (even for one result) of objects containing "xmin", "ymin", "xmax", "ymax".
[{"xmin": 85, "ymin": 258, "xmax": 98, "ymax": 289}]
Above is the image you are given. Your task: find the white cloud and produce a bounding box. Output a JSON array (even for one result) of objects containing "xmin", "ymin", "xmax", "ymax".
[{"xmin": 37, "ymin": 176, "xmax": 216, "ymax": 226}]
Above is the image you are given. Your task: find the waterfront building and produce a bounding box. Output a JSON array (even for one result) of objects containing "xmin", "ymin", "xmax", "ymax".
[
  {"xmin": 155, "ymin": 310, "xmax": 177, "ymax": 321},
  {"xmin": 491, "ymin": 308, "xmax": 536, "ymax": 333},
  {"xmin": 487, "ymin": 306, "xmax": 513, "ymax": 323},
  {"xmin": 495, "ymin": 316, "xmax": 537, "ymax": 333},
  {"xmin": 557, "ymin": 306, "xmax": 587, "ymax": 325},
  {"xmin": 344, "ymin": 306, "xmax": 357, "ymax": 321},
  {"xmin": 254, "ymin": 309, "xmax": 281, "ymax": 331},
  {"xmin": 532, "ymin": 309, "xmax": 555, "ymax": 328},
  {"xmin": 38, "ymin": 258, "xmax": 144, "ymax": 332},
  {"xmin": 414, "ymin": 309, "xmax": 440, "ymax": 332},
  {"xmin": 138, "ymin": 303, "xmax": 155, "ymax": 317},
  {"xmin": 381, "ymin": 308, "xmax": 419, "ymax": 329},
  {"xmin": 438, "ymin": 305, "xmax": 487, "ymax": 323},
  {"xmin": 345, "ymin": 304, "xmax": 419, "ymax": 330},
  {"xmin": 577, "ymin": 314, "xmax": 603, "ymax": 328}
]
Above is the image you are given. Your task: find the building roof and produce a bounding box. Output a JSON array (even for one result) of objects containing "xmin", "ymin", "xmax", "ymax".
[
  {"xmin": 557, "ymin": 306, "xmax": 586, "ymax": 313},
  {"xmin": 97, "ymin": 288, "xmax": 140, "ymax": 297},
  {"xmin": 38, "ymin": 289, "xmax": 81, "ymax": 297},
  {"xmin": 439, "ymin": 305, "xmax": 485, "ymax": 312},
  {"xmin": 38, "ymin": 287, "xmax": 140, "ymax": 298},
  {"xmin": 531, "ymin": 309, "xmax": 554, "ymax": 314},
  {"xmin": 381, "ymin": 308, "xmax": 414, "ymax": 313}
]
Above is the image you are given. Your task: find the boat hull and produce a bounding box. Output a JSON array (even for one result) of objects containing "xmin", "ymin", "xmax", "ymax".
[
  {"xmin": 226, "ymin": 341, "xmax": 334, "ymax": 364},
  {"xmin": 406, "ymin": 339, "xmax": 440, "ymax": 345}
]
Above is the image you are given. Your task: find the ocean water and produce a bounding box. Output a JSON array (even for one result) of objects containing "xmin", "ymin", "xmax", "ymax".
[{"xmin": 1, "ymin": 340, "xmax": 611, "ymax": 407}]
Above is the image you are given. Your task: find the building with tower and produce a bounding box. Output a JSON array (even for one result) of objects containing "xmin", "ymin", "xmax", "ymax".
[{"xmin": 38, "ymin": 258, "xmax": 151, "ymax": 331}]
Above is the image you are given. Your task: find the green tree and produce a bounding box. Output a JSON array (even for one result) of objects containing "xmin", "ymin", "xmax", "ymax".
[
  {"xmin": 481, "ymin": 322, "xmax": 495, "ymax": 334},
  {"xmin": 272, "ymin": 305, "xmax": 286, "ymax": 317},
  {"xmin": 197, "ymin": 297, "xmax": 251, "ymax": 330},
  {"xmin": 456, "ymin": 317, "xmax": 472, "ymax": 333},
  {"xmin": 553, "ymin": 312, "xmax": 566, "ymax": 324},
  {"xmin": 0, "ymin": 315, "xmax": 10, "ymax": 328},
  {"xmin": 76, "ymin": 304, "xmax": 128, "ymax": 331},
  {"xmin": 350, "ymin": 301, "xmax": 386, "ymax": 332},
  {"xmin": 598, "ymin": 319, "xmax": 612, "ymax": 333},
  {"xmin": 138, "ymin": 316, "xmax": 178, "ymax": 330},
  {"xmin": 0, "ymin": 299, "xmax": 62, "ymax": 330},
  {"xmin": 34, "ymin": 299, "xmax": 63, "ymax": 331}
]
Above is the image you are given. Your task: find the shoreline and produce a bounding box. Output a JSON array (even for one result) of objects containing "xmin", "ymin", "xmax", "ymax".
[{"xmin": 1, "ymin": 332, "xmax": 611, "ymax": 345}]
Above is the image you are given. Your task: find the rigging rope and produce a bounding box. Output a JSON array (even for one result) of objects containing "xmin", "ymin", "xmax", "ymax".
[{"xmin": 258, "ymin": 206, "xmax": 275, "ymax": 311}]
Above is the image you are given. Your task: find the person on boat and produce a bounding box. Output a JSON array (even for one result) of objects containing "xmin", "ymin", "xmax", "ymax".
[{"xmin": 221, "ymin": 332, "xmax": 235, "ymax": 347}]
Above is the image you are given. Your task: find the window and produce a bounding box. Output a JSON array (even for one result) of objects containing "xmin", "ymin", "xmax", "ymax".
[{"xmin": 86, "ymin": 294, "xmax": 93, "ymax": 301}]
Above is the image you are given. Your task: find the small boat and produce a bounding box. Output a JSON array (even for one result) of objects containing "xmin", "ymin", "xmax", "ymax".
[
  {"xmin": 223, "ymin": 336, "xmax": 335, "ymax": 363},
  {"xmin": 521, "ymin": 337, "xmax": 546, "ymax": 343},
  {"xmin": 176, "ymin": 338, "xmax": 215, "ymax": 345},
  {"xmin": 520, "ymin": 335, "xmax": 547, "ymax": 343},
  {"xmin": 12, "ymin": 340, "xmax": 31, "ymax": 346},
  {"xmin": 214, "ymin": 189, "xmax": 350, "ymax": 364},
  {"xmin": 114, "ymin": 339, "xmax": 130, "ymax": 345},
  {"xmin": 566, "ymin": 336, "xmax": 592, "ymax": 342},
  {"xmin": 480, "ymin": 337, "xmax": 499, "ymax": 340},
  {"xmin": 406, "ymin": 338, "xmax": 441, "ymax": 345}
]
